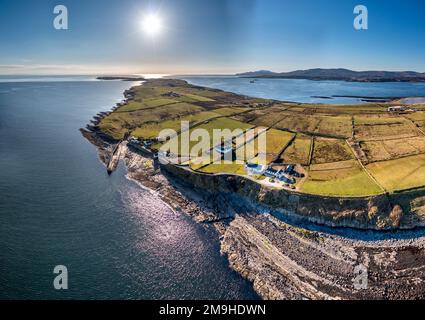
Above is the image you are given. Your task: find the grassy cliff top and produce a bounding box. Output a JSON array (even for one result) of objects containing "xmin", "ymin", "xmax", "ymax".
[{"xmin": 98, "ymin": 79, "xmax": 425, "ymax": 197}]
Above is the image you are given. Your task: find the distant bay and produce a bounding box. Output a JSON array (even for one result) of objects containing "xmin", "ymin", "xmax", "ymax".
[{"xmin": 177, "ymin": 76, "xmax": 425, "ymax": 104}]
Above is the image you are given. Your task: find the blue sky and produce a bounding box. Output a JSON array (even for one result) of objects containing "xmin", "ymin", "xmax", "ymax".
[{"xmin": 1, "ymin": 0, "xmax": 424, "ymax": 75}]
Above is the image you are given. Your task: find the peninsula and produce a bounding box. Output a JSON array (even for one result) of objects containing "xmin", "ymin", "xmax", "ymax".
[
  {"xmin": 84, "ymin": 78, "xmax": 425, "ymax": 230},
  {"xmin": 82, "ymin": 79, "xmax": 425, "ymax": 299}
]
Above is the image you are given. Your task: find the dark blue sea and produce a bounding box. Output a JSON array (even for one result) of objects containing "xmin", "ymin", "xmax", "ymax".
[{"xmin": 0, "ymin": 78, "xmax": 258, "ymax": 299}]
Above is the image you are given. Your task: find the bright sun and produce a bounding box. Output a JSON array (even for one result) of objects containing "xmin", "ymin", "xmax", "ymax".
[{"xmin": 141, "ymin": 14, "xmax": 162, "ymax": 37}]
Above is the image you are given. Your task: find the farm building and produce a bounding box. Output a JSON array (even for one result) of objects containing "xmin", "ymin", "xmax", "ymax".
[
  {"xmin": 264, "ymin": 167, "xmax": 279, "ymax": 178},
  {"xmin": 387, "ymin": 106, "xmax": 406, "ymax": 112}
]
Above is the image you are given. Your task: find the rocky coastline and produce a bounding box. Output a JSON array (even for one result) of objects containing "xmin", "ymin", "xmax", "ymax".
[
  {"xmin": 80, "ymin": 86, "xmax": 425, "ymax": 300},
  {"xmin": 81, "ymin": 126, "xmax": 425, "ymax": 300}
]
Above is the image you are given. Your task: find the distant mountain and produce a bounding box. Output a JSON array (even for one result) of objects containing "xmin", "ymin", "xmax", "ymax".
[
  {"xmin": 235, "ymin": 70, "xmax": 277, "ymax": 77},
  {"xmin": 97, "ymin": 76, "xmax": 145, "ymax": 81},
  {"xmin": 236, "ymin": 68, "xmax": 425, "ymax": 82}
]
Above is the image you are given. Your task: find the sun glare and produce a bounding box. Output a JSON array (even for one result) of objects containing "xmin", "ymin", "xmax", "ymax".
[{"xmin": 141, "ymin": 13, "xmax": 162, "ymax": 37}]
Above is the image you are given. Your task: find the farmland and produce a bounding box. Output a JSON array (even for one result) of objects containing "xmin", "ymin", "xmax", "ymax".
[
  {"xmin": 301, "ymin": 160, "xmax": 383, "ymax": 196},
  {"xmin": 312, "ymin": 138, "xmax": 354, "ymax": 164},
  {"xmin": 279, "ymin": 134, "xmax": 312, "ymax": 165},
  {"xmin": 366, "ymin": 154, "xmax": 425, "ymax": 191},
  {"xmin": 99, "ymin": 102, "xmax": 204, "ymax": 140},
  {"xmin": 131, "ymin": 111, "xmax": 220, "ymax": 140},
  {"xmin": 97, "ymin": 79, "xmax": 425, "ymax": 197},
  {"xmin": 263, "ymin": 129, "xmax": 295, "ymax": 163}
]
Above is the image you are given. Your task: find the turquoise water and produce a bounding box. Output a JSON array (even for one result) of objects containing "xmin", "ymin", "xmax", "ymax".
[
  {"xmin": 0, "ymin": 80, "xmax": 258, "ymax": 299},
  {"xmin": 178, "ymin": 76, "xmax": 425, "ymax": 104}
]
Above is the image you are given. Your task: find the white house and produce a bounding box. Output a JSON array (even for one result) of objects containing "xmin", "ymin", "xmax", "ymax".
[{"xmin": 245, "ymin": 162, "xmax": 267, "ymax": 175}]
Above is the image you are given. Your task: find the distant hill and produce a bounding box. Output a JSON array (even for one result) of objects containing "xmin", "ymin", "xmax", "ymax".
[
  {"xmin": 97, "ymin": 76, "xmax": 145, "ymax": 81},
  {"xmin": 236, "ymin": 68, "xmax": 425, "ymax": 82}
]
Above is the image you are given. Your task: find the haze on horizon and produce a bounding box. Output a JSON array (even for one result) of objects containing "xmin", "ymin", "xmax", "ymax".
[{"xmin": 1, "ymin": 0, "xmax": 425, "ymax": 75}]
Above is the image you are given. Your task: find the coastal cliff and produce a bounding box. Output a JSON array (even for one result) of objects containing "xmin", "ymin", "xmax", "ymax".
[
  {"xmin": 82, "ymin": 130, "xmax": 425, "ymax": 300},
  {"xmin": 81, "ymin": 80, "xmax": 425, "ymax": 300},
  {"xmin": 161, "ymin": 164, "xmax": 425, "ymax": 230}
]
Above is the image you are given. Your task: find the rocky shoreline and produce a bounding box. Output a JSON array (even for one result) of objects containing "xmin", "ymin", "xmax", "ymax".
[
  {"xmin": 81, "ymin": 127, "xmax": 425, "ymax": 300},
  {"xmin": 79, "ymin": 81, "xmax": 425, "ymax": 299}
]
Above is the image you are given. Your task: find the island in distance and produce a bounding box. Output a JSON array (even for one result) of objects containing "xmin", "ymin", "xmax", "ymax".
[
  {"xmin": 97, "ymin": 76, "xmax": 145, "ymax": 81},
  {"xmin": 237, "ymin": 68, "xmax": 425, "ymax": 82}
]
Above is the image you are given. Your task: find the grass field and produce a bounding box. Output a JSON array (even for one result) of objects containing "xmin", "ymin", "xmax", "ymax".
[
  {"xmin": 404, "ymin": 111, "xmax": 425, "ymax": 122},
  {"xmin": 361, "ymin": 136, "xmax": 425, "ymax": 162},
  {"xmin": 232, "ymin": 109, "xmax": 270, "ymax": 123},
  {"xmin": 354, "ymin": 115, "xmax": 401, "ymax": 125},
  {"xmin": 213, "ymin": 107, "xmax": 249, "ymax": 116},
  {"xmin": 301, "ymin": 161, "xmax": 383, "ymax": 196},
  {"xmin": 275, "ymin": 113, "xmax": 321, "ymax": 134},
  {"xmin": 98, "ymin": 79, "xmax": 425, "ymax": 196},
  {"xmin": 237, "ymin": 132, "xmax": 264, "ymax": 162},
  {"xmin": 99, "ymin": 102, "xmax": 204, "ymax": 139},
  {"xmin": 166, "ymin": 117, "xmax": 254, "ymax": 157},
  {"xmin": 262, "ymin": 129, "xmax": 295, "ymax": 163},
  {"xmin": 354, "ymin": 116, "xmax": 420, "ymax": 141},
  {"xmin": 251, "ymin": 111, "xmax": 286, "ymax": 127},
  {"xmin": 131, "ymin": 111, "xmax": 220, "ymax": 140},
  {"xmin": 312, "ymin": 138, "xmax": 354, "ymax": 164},
  {"xmin": 366, "ymin": 154, "xmax": 425, "ymax": 191},
  {"xmin": 287, "ymin": 107, "xmax": 305, "ymax": 112},
  {"xmin": 194, "ymin": 117, "xmax": 253, "ymax": 138},
  {"xmin": 198, "ymin": 162, "xmax": 245, "ymax": 174},
  {"xmin": 315, "ymin": 115, "xmax": 352, "ymax": 138},
  {"xmin": 116, "ymin": 98, "xmax": 178, "ymax": 112},
  {"xmin": 280, "ymin": 134, "xmax": 312, "ymax": 165},
  {"xmin": 182, "ymin": 93, "xmax": 215, "ymax": 102}
]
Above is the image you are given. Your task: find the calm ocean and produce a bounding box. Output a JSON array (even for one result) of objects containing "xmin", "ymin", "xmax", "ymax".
[{"xmin": 0, "ymin": 79, "xmax": 258, "ymax": 299}]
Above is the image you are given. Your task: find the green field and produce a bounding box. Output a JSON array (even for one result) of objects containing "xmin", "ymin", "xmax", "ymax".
[
  {"xmin": 99, "ymin": 102, "xmax": 204, "ymax": 139},
  {"xmin": 131, "ymin": 111, "xmax": 220, "ymax": 140},
  {"xmin": 182, "ymin": 93, "xmax": 215, "ymax": 102},
  {"xmin": 198, "ymin": 162, "xmax": 245, "ymax": 174},
  {"xmin": 301, "ymin": 161, "xmax": 383, "ymax": 196},
  {"xmin": 97, "ymin": 79, "xmax": 425, "ymax": 197},
  {"xmin": 213, "ymin": 107, "xmax": 249, "ymax": 116},
  {"xmin": 262, "ymin": 129, "xmax": 295, "ymax": 163},
  {"xmin": 354, "ymin": 116, "xmax": 419, "ymax": 141},
  {"xmin": 361, "ymin": 136, "xmax": 425, "ymax": 162},
  {"xmin": 280, "ymin": 134, "xmax": 312, "ymax": 165},
  {"xmin": 167, "ymin": 117, "xmax": 254, "ymax": 157},
  {"xmin": 116, "ymin": 98, "xmax": 178, "ymax": 112},
  {"xmin": 367, "ymin": 154, "xmax": 425, "ymax": 191}
]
